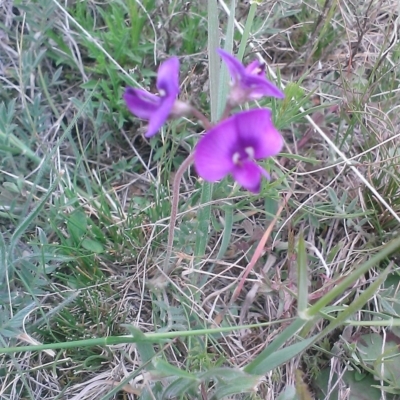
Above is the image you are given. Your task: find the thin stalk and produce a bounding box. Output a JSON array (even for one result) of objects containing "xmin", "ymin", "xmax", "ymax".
[
  {"xmin": 221, "ymin": 103, "xmax": 233, "ymax": 121},
  {"xmin": 162, "ymin": 107, "xmax": 211, "ymax": 274},
  {"xmin": 190, "ymin": 107, "xmax": 212, "ymax": 130},
  {"xmin": 0, "ymin": 319, "xmax": 293, "ymax": 355},
  {"xmin": 163, "ymin": 152, "xmax": 195, "ymax": 275}
]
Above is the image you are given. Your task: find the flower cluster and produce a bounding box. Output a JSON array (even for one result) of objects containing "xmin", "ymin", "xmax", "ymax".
[{"xmin": 123, "ymin": 50, "xmax": 284, "ymax": 193}]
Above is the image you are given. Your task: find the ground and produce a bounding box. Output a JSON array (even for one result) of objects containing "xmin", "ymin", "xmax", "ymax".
[{"xmin": 1, "ymin": 0, "xmax": 400, "ymax": 399}]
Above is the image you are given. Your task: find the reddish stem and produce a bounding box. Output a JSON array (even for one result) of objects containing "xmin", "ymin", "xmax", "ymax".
[
  {"xmin": 190, "ymin": 107, "xmax": 213, "ymax": 130},
  {"xmin": 163, "ymin": 152, "xmax": 195, "ymax": 274}
]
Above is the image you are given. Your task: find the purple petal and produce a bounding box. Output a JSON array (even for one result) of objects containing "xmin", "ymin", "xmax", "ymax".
[
  {"xmin": 218, "ymin": 49, "xmax": 246, "ymax": 84},
  {"xmin": 124, "ymin": 87, "xmax": 160, "ymax": 119},
  {"xmin": 244, "ymin": 76, "xmax": 285, "ymax": 99},
  {"xmin": 259, "ymin": 165, "xmax": 271, "ymax": 181},
  {"xmin": 194, "ymin": 117, "xmax": 238, "ymax": 181},
  {"xmin": 218, "ymin": 49, "xmax": 285, "ymax": 102},
  {"xmin": 232, "ymin": 161, "xmax": 262, "ymax": 193},
  {"xmin": 145, "ymin": 96, "xmax": 176, "ymax": 138},
  {"xmin": 245, "ymin": 60, "xmax": 265, "ymax": 76},
  {"xmin": 156, "ymin": 57, "xmax": 180, "ymax": 97},
  {"xmin": 235, "ymin": 109, "xmax": 284, "ymax": 159}
]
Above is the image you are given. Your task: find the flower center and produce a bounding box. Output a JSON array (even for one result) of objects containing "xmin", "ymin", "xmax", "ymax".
[
  {"xmin": 232, "ymin": 152, "xmax": 241, "ymax": 165},
  {"xmin": 232, "ymin": 146, "xmax": 255, "ymax": 166},
  {"xmin": 245, "ymin": 146, "xmax": 255, "ymax": 158},
  {"xmin": 159, "ymin": 89, "xmax": 166, "ymax": 97}
]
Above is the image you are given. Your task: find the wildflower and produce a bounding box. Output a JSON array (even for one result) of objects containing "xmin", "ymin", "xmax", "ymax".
[
  {"xmin": 194, "ymin": 109, "xmax": 283, "ymax": 193},
  {"xmin": 124, "ymin": 57, "xmax": 189, "ymax": 138},
  {"xmin": 218, "ymin": 49, "xmax": 285, "ymax": 107}
]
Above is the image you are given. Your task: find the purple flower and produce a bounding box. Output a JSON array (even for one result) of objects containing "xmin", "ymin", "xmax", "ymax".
[
  {"xmin": 218, "ymin": 49, "xmax": 285, "ymax": 106},
  {"xmin": 124, "ymin": 57, "xmax": 181, "ymax": 138},
  {"xmin": 194, "ymin": 109, "xmax": 283, "ymax": 193}
]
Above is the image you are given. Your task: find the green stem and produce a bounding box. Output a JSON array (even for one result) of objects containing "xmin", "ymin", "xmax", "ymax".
[{"xmin": 0, "ymin": 319, "xmax": 293, "ymax": 355}]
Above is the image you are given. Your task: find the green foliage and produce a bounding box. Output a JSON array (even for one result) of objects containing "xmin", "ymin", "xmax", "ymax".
[{"xmin": 315, "ymin": 369, "xmax": 385, "ymax": 400}]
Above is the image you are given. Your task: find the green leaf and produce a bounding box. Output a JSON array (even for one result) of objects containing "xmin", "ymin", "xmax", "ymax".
[
  {"xmin": 217, "ymin": 0, "xmax": 236, "ymax": 118},
  {"xmin": 207, "ymin": 0, "xmax": 220, "ymax": 121},
  {"xmin": 297, "ymin": 234, "xmax": 309, "ymax": 316},
  {"xmin": 81, "ymin": 238, "xmax": 104, "ymax": 254},
  {"xmin": 245, "ymin": 335, "xmax": 316, "ymax": 376},
  {"xmin": 216, "ymin": 205, "xmax": 233, "ymax": 259},
  {"xmin": 8, "ymin": 176, "xmax": 60, "ymax": 261},
  {"xmin": 314, "ymin": 369, "xmax": 382, "ymax": 400},
  {"xmin": 0, "ymin": 303, "xmax": 36, "ymax": 338},
  {"xmin": 152, "ymin": 358, "xmax": 198, "ymax": 380},
  {"xmin": 67, "ymin": 211, "xmax": 88, "ymax": 242},
  {"xmin": 122, "ymin": 325, "xmax": 155, "ymax": 365},
  {"xmin": 212, "ymin": 375, "xmax": 260, "ymax": 398},
  {"xmin": 307, "ymin": 236, "xmax": 400, "ymax": 318},
  {"xmin": 244, "ymin": 318, "xmax": 307, "ymax": 374},
  {"xmin": 195, "ymin": 181, "xmax": 213, "ymax": 262},
  {"xmin": 162, "ymin": 377, "xmax": 199, "ymax": 398},
  {"xmin": 0, "ymin": 231, "xmax": 6, "ymax": 284},
  {"xmin": 356, "ymin": 332, "xmax": 400, "ymax": 388},
  {"xmin": 277, "ymin": 386, "xmax": 297, "ymax": 400}
]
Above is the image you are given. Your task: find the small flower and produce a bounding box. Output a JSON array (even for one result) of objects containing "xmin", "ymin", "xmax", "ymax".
[
  {"xmin": 124, "ymin": 57, "xmax": 184, "ymax": 138},
  {"xmin": 218, "ymin": 49, "xmax": 285, "ymax": 106},
  {"xmin": 194, "ymin": 109, "xmax": 283, "ymax": 193}
]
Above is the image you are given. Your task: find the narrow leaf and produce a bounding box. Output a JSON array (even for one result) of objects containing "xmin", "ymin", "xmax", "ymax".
[
  {"xmin": 297, "ymin": 234, "xmax": 308, "ymax": 316},
  {"xmin": 244, "ymin": 318, "xmax": 306, "ymax": 374},
  {"xmin": 245, "ymin": 335, "xmax": 316, "ymax": 375},
  {"xmin": 216, "ymin": 205, "xmax": 233, "ymax": 259},
  {"xmin": 123, "ymin": 325, "xmax": 155, "ymax": 364},
  {"xmin": 307, "ymin": 236, "xmax": 400, "ymax": 317},
  {"xmin": 207, "ymin": 0, "xmax": 220, "ymax": 121},
  {"xmin": 152, "ymin": 358, "xmax": 198, "ymax": 380},
  {"xmin": 217, "ymin": 0, "xmax": 236, "ymax": 118},
  {"xmin": 195, "ymin": 181, "xmax": 213, "ymax": 262},
  {"xmin": 81, "ymin": 238, "xmax": 104, "ymax": 254}
]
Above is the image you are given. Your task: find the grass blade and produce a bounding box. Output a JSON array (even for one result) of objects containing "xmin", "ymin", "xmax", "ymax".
[
  {"xmin": 307, "ymin": 236, "xmax": 400, "ymax": 318},
  {"xmin": 217, "ymin": 0, "xmax": 236, "ymax": 118},
  {"xmin": 216, "ymin": 205, "xmax": 233, "ymax": 260},
  {"xmin": 245, "ymin": 335, "xmax": 316, "ymax": 376},
  {"xmin": 194, "ymin": 181, "xmax": 213, "ymax": 266},
  {"xmin": 237, "ymin": 1, "xmax": 258, "ymax": 61},
  {"xmin": 207, "ymin": 0, "xmax": 220, "ymax": 121},
  {"xmin": 244, "ymin": 318, "xmax": 306, "ymax": 374},
  {"xmin": 297, "ymin": 234, "xmax": 309, "ymax": 317},
  {"xmin": 196, "ymin": 1, "xmax": 237, "ymax": 264},
  {"xmin": 8, "ymin": 176, "xmax": 60, "ymax": 261}
]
